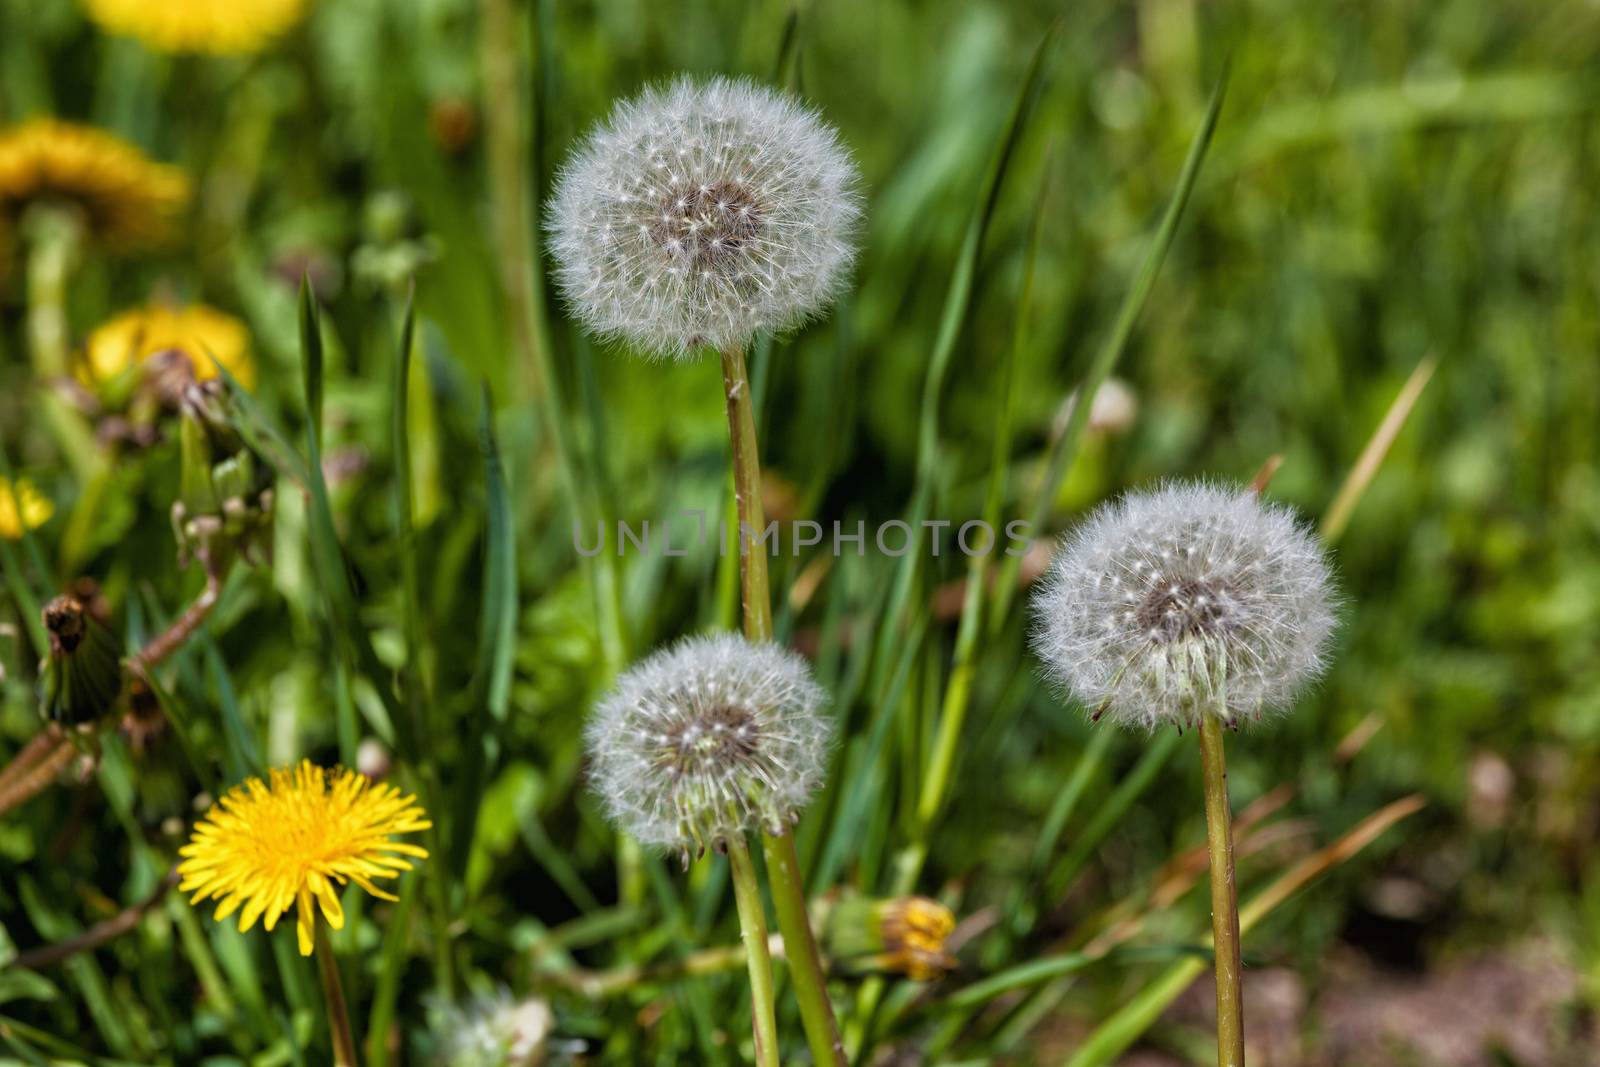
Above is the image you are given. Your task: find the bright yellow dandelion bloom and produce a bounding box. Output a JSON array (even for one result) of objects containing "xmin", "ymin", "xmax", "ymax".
[
  {"xmin": 85, "ymin": 304, "xmax": 255, "ymax": 388},
  {"xmin": 0, "ymin": 477, "xmax": 53, "ymax": 540},
  {"xmin": 83, "ymin": 0, "xmax": 309, "ymax": 55},
  {"xmin": 178, "ymin": 761, "xmax": 431, "ymax": 956},
  {"xmin": 0, "ymin": 120, "xmax": 188, "ymax": 249}
]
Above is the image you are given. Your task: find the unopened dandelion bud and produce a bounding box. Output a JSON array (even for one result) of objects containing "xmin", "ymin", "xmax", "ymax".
[
  {"xmin": 39, "ymin": 594, "xmax": 124, "ymax": 726},
  {"xmin": 585, "ymin": 633, "xmax": 833, "ymax": 862},
  {"xmin": 822, "ymin": 895, "xmax": 957, "ymax": 982},
  {"xmin": 1031, "ymin": 480, "xmax": 1337, "ymax": 729},
  {"xmin": 173, "ymin": 381, "xmax": 274, "ymax": 568},
  {"xmin": 549, "ymin": 76, "xmax": 861, "ymax": 359}
]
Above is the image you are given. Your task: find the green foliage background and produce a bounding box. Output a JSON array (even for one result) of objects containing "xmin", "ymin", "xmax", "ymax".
[{"xmin": 0, "ymin": 0, "xmax": 1597, "ymax": 1063}]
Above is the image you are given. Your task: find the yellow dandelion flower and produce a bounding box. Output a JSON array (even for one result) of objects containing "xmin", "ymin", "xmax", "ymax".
[
  {"xmin": 178, "ymin": 760, "xmax": 431, "ymax": 956},
  {"xmin": 0, "ymin": 120, "xmax": 188, "ymax": 249},
  {"xmin": 83, "ymin": 0, "xmax": 309, "ymax": 55},
  {"xmin": 0, "ymin": 476, "xmax": 53, "ymax": 540},
  {"xmin": 85, "ymin": 304, "xmax": 255, "ymax": 389}
]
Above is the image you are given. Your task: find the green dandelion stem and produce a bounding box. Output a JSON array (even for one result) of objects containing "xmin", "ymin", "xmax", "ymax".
[
  {"xmin": 722, "ymin": 343, "xmax": 847, "ymax": 1066},
  {"xmin": 726, "ymin": 835, "xmax": 781, "ymax": 1067},
  {"xmin": 1198, "ymin": 714, "xmax": 1245, "ymax": 1067},
  {"xmin": 314, "ymin": 921, "xmax": 361, "ymax": 1067}
]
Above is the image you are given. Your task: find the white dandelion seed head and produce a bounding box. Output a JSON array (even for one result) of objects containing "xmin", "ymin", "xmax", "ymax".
[
  {"xmin": 1030, "ymin": 480, "xmax": 1338, "ymax": 730},
  {"xmin": 431, "ymin": 989, "xmax": 553, "ymax": 1067},
  {"xmin": 585, "ymin": 632, "xmax": 833, "ymax": 860},
  {"xmin": 548, "ymin": 76, "xmax": 861, "ymax": 360}
]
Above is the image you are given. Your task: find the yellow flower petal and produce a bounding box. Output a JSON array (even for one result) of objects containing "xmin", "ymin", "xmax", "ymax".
[
  {"xmin": 0, "ymin": 120, "xmax": 187, "ymax": 249},
  {"xmin": 179, "ymin": 760, "xmax": 430, "ymax": 956},
  {"xmin": 83, "ymin": 0, "xmax": 307, "ymax": 55},
  {"xmin": 83, "ymin": 304, "xmax": 255, "ymax": 389},
  {"xmin": 0, "ymin": 477, "xmax": 52, "ymax": 541}
]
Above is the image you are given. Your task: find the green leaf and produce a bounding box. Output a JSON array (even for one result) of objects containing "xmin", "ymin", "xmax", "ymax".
[
  {"xmin": 299, "ymin": 275, "xmax": 324, "ymax": 459},
  {"xmin": 0, "ymin": 968, "xmax": 59, "ymax": 1008}
]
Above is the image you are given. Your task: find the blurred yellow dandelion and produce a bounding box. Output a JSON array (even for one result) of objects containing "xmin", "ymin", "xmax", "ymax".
[
  {"xmin": 0, "ymin": 477, "xmax": 52, "ymax": 540},
  {"xmin": 0, "ymin": 120, "xmax": 188, "ymax": 249},
  {"xmin": 178, "ymin": 761, "xmax": 430, "ymax": 956},
  {"xmin": 83, "ymin": 0, "xmax": 308, "ymax": 55},
  {"xmin": 85, "ymin": 304, "xmax": 255, "ymax": 388}
]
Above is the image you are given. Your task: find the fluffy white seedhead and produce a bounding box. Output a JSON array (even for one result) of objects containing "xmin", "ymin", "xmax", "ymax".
[
  {"xmin": 586, "ymin": 632, "xmax": 833, "ymax": 861},
  {"xmin": 548, "ymin": 76, "xmax": 861, "ymax": 359},
  {"xmin": 431, "ymin": 989, "xmax": 552, "ymax": 1067},
  {"xmin": 1031, "ymin": 481, "xmax": 1337, "ymax": 729}
]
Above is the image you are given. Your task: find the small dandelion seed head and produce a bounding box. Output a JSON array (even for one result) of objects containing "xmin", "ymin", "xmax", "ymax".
[
  {"xmin": 585, "ymin": 633, "xmax": 833, "ymax": 860},
  {"xmin": 1030, "ymin": 480, "xmax": 1338, "ymax": 730},
  {"xmin": 176, "ymin": 760, "xmax": 431, "ymax": 956},
  {"xmin": 429, "ymin": 988, "xmax": 554, "ymax": 1067},
  {"xmin": 548, "ymin": 76, "xmax": 861, "ymax": 360}
]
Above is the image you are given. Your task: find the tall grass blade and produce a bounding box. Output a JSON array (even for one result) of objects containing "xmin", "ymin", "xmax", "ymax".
[{"xmin": 989, "ymin": 64, "xmax": 1230, "ymax": 632}]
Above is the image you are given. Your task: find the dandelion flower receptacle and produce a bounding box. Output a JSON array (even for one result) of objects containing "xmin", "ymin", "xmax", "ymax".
[
  {"xmin": 1031, "ymin": 480, "xmax": 1337, "ymax": 730},
  {"xmin": 548, "ymin": 76, "xmax": 860, "ymax": 359},
  {"xmin": 178, "ymin": 760, "xmax": 430, "ymax": 956},
  {"xmin": 586, "ymin": 632, "xmax": 832, "ymax": 862}
]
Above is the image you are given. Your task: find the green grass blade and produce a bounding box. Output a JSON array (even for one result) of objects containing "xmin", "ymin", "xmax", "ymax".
[
  {"xmin": 989, "ymin": 64, "xmax": 1230, "ymax": 633},
  {"xmin": 392, "ymin": 291, "xmax": 430, "ymax": 762},
  {"xmin": 299, "ymin": 276, "xmax": 324, "ymax": 458},
  {"xmin": 871, "ymin": 19, "xmax": 1063, "ymax": 776},
  {"xmin": 202, "ymin": 637, "xmax": 264, "ymax": 781},
  {"xmin": 450, "ymin": 385, "xmax": 516, "ymax": 880},
  {"xmin": 363, "ymin": 873, "xmax": 417, "ymax": 1067},
  {"xmin": 1046, "ymin": 729, "xmax": 1181, "ymax": 899}
]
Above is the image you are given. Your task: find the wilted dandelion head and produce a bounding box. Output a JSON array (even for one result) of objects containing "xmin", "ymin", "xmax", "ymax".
[
  {"xmin": 1031, "ymin": 481, "xmax": 1337, "ymax": 729},
  {"xmin": 0, "ymin": 120, "xmax": 187, "ymax": 248},
  {"xmin": 548, "ymin": 76, "xmax": 860, "ymax": 359},
  {"xmin": 178, "ymin": 760, "xmax": 430, "ymax": 955},
  {"xmin": 585, "ymin": 633, "xmax": 832, "ymax": 860},
  {"xmin": 83, "ymin": 0, "xmax": 308, "ymax": 54}
]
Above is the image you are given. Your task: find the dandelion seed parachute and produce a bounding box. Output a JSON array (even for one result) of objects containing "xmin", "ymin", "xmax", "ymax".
[
  {"xmin": 1031, "ymin": 481, "xmax": 1337, "ymax": 729},
  {"xmin": 585, "ymin": 633, "xmax": 833, "ymax": 860},
  {"xmin": 548, "ymin": 76, "xmax": 861, "ymax": 359},
  {"xmin": 178, "ymin": 761, "xmax": 430, "ymax": 955}
]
